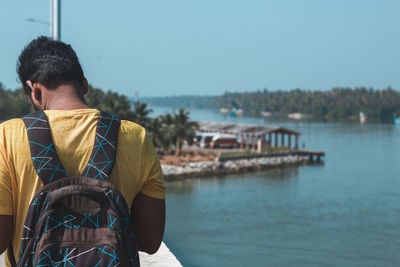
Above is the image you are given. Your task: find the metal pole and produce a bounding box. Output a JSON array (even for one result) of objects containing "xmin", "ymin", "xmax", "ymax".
[
  {"xmin": 49, "ymin": 0, "xmax": 53, "ymax": 37},
  {"xmin": 51, "ymin": 0, "xmax": 61, "ymax": 40}
]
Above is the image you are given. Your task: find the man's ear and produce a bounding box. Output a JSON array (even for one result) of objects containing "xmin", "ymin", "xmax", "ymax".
[
  {"xmin": 26, "ymin": 80, "xmax": 42, "ymax": 108},
  {"xmin": 26, "ymin": 80, "xmax": 34, "ymax": 94},
  {"xmin": 82, "ymin": 78, "xmax": 89, "ymax": 95}
]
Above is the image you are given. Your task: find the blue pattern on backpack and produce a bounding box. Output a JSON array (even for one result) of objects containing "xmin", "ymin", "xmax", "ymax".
[{"xmin": 82, "ymin": 113, "xmax": 119, "ymax": 181}]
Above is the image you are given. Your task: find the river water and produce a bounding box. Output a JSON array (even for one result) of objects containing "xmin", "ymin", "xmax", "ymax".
[{"xmin": 151, "ymin": 107, "xmax": 400, "ymax": 267}]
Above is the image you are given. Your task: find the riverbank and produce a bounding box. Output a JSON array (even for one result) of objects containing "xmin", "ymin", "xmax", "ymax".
[{"xmin": 162, "ymin": 150, "xmax": 323, "ymax": 180}]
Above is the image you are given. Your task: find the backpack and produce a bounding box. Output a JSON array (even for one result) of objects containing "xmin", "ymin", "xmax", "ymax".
[{"xmin": 9, "ymin": 110, "xmax": 140, "ymax": 267}]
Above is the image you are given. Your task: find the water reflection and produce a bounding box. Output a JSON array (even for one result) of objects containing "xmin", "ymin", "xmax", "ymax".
[
  {"xmin": 248, "ymin": 166, "xmax": 300, "ymax": 180},
  {"xmin": 161, "ymin": 107, "xmax": 400, "ymax": 266},
  {"xmin": 166, "ymin": 165, "xmax": 308, "ymax": 195}
]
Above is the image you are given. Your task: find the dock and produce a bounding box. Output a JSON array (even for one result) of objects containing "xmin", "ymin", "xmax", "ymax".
[
  {"xmin": 293, "ymin": 149, "xmax": 325, "ymax": 162},
  {"xmin": 218, "ymin": 149, "xmax": 325, "ymax": 163},
  {"xmin": 162, "ymin": 149, "xmax": 325, "ymax": 180}
]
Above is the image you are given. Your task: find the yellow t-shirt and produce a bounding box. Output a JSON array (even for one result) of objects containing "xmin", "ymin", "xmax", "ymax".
[{"xmin": 0, "ymin": 109, "xmax": 165, "ymax": 266}]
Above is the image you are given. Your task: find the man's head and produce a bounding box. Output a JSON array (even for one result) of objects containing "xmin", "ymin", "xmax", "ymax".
[{"xmin": 17, "ymin": 36, "xmax": 88, "ymax": 110}]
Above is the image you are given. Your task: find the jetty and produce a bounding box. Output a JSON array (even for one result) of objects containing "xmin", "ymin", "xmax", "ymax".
[
  {"xmin": 162, "ymin": 149, "xmax": 325, "ymax": 180},
  {"xmin": 161, "ymin": 121, "xmax": 325, "ymax": 180},
  {"xmin": 294, "ymin": 149, "xmax": 325, "ymax": 162},
  {"xmin": 218, "ymin": 149, "xmax": 325, "ymax": 163}
]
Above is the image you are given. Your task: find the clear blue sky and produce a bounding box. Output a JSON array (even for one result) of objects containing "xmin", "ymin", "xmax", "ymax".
[{"xmin": 0, "ymin": 0, "xmax": 399, "ymax": 97}]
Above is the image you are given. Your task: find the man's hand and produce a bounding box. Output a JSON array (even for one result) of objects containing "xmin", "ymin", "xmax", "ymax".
[
  {"xmin": 0, "ymin": 215, "xmax": 13, "ymax": 255},
  {"xmin": 131, "ymin": 193, "xmax": 165, "ymax": 254}
]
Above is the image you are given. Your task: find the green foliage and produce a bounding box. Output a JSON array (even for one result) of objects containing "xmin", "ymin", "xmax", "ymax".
[
  {"xmin": 215, "ymin": 87, "xmax": 400, "ymax": 121},
  {"xmin": 85, "ymin": 85, "xmax": 136, "ymax": 120},
  {"xmin": 131, "ymin": 101, "xmax": 153, "ymax": 128},
  {"xmin": 148, "ymin": 108, "xmax": 199, "ymax": 155},
  {"xmin": 85, "ymin": 85, "xmax": 198, "ymax": 154},
  {"xmin": 0, "ymin": 82, "xmax": 199, "ymax": 155},
  {"xmin": 0, "ymin": 83, "xmax": 32, "ymax": 121},
  {"xmin": 141, "ymin": 95, "xmax": 217, "ymax": 109},
  {"xmin": 86, "ymin": 85, "xmax": 156, "ymax": 129},
  {"xmin": 171, "ymin": 108, "xmax": 199, "ymax": 155},
  {"xmin": 144, "ymin": 87, "xmax": 400, "ymax": 121}
]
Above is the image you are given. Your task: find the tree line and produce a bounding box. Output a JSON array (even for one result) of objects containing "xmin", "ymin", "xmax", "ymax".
[
  {"xmin": 141, "ymin": 95, "xmax": 216, "ymax": 109},
  {"xmin": 0, "ymin": 83, "xmax": 32, "ymax": 119},
  {"xmin": 0, "ymin": 83, "xmax": 198, "ymax": 154},
  {"xmin": 144, "ymin": 87, "xmax": 400, "ymax": 121}
]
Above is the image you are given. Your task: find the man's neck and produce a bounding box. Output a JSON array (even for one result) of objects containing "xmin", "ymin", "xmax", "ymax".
[
  {"xmin": 42, "ymin": 85, "xmax": 90, "ymax": 110},
  {"xmin": 46, "ymin": 97, "xmax": 89, "ymax": 110}
]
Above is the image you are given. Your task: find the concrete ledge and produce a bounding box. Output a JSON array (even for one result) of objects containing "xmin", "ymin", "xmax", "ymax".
[
  {"xmin": 1, "ymin": 242, "xmax": 181, "ymax": 267},
  {"xmin": 140, "ymin": 242, "xmax": 182, "ymax": 267},
  {"xmin": 162, "ymin": 154, "xmax": 314, "ymax": 180}
]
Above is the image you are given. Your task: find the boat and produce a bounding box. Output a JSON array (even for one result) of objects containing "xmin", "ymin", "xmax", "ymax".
[
  {"xmin": 288, "ymin": 113, "xmax": 311, "ymax": 120},
  {"xmin": 393, "ymin": 113, "xmax": 400, "ymax": 125},
  {"xmin": 235, "ymin": 109, "xmax": 244, "ymax": 116},
  {"xmin": 359, "ymin": 112, "xmax": 367, "ymax": 123},
  {"xmin": 220, "ymin": 108, "xmax": 229, "ymax": 114},
  {"xmin": 260, "ymin": 111, "xmax": 272, "ymax": 117}
]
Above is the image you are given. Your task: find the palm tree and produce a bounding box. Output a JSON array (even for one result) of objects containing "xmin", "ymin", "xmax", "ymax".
[
  {"xmin": 171, "ymin": 108, "xmax": 198, "ymax": 155},
  {"xmin": 147, "ymin": 116, "xmax": 174, "ymax": 153},
  {"xmin": 153, "ymin": 113, "xmax": 176, "ymax": 153},
  {"xmin": 148, "ymin": 109, "xmax": 197, "ymax": 155},
  {"xmin": 85, "ymin": 86, "xmax": 135, "ymax": 120},
  {"xmin": 102, "ymin": 91, "xmax": 134, "ymax": 119},
  {"xmin": 132, "ymin": 101, "xmax": 153, "ymax": 128}
]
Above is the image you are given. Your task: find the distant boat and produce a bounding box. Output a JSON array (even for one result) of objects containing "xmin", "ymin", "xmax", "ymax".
[
  {"xmin": 260, "ymin": 111, "xmax": 272, "ymax": 117},
  {"xmin": 235, "ymin": 109, "xmax": 243, "ymax": 116},
  {"xmin": 227, "ymin": 108, "xmax": 243, "ymax": 117},
  {"xmin": 288, "ymin": 113, "xmax": 311, "ymax": 120},
  {"xmin": 393, "ymin": 113, "xmax": 400, "ymax": 125},
  {"xmin": 220, "ymin": 108, "xmax": 229, "ymax": 114},
  {"xmin": 359, "ymin": 112, "xmax": 367, "ymax": 123}
]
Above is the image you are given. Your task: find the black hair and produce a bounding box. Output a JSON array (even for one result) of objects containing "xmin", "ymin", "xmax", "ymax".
[{"xmin": 17, "ymin": 36, "xmax": 84, "ymax": 94}]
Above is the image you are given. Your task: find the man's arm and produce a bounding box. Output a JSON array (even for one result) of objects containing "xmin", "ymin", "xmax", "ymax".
[
  {"xmin": 131, "ymin": 192, "xmax": 165, "ymax": 254},
  {"xmin": 0, "ymin": 215, "xmax": 13, "ymax": 255}
]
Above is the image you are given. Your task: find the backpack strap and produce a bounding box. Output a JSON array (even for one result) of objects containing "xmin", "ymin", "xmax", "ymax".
[
  {"xmin": 22, "ymin": 111, "xmax": 68, "ymax": 185},
  {"xmin": 81, "ymin": 112, "xmax": 120, "ymax": 181},
  {"xmin": 8, "ymin": 242, "xmax": 17, "ymax": 267}
]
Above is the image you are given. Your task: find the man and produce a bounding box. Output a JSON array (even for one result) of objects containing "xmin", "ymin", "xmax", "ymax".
[{"xmin": 0, "ymin": 36, "xmax": 165, "ymax": 266}]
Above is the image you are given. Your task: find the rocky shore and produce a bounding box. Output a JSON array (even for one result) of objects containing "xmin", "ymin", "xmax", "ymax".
[{"xmin": 162, "ymin": 153, "xmax": 311, "ymax": 180}]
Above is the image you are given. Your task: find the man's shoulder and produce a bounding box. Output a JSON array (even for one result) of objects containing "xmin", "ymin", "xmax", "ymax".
[
  {"xmin": 0, "ymin": 118, "xmax": 26, "ymax": 150},
  {"xmin": 0, "ymin": 118, "xmax": 25, "ymax": 132},
  {"xmin": 119, "ymin": 120, "xmax": 147, "ymax": 142}
]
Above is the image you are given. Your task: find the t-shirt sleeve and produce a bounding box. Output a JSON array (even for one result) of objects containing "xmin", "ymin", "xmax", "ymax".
[
  {"xmin": 0, "ymin": 132, "xmax": 13, "ymax": 215},
  {"xmin": 139, "ymin": 131, "xmax": 165, "ymax": 199}
]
